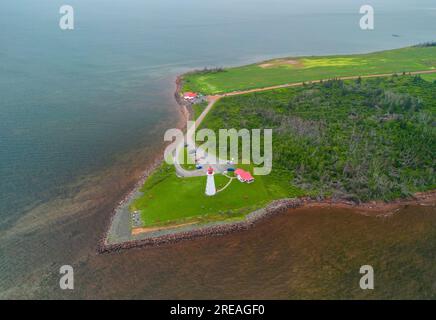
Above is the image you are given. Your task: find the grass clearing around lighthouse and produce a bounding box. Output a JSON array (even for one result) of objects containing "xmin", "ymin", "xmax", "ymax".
[{"xmin": 130, "ymin": 163, "xmax": 304, "ymax": 228}]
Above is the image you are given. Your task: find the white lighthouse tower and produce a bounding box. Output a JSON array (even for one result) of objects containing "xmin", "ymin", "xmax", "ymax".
[{"xmin": 205, "ymin": 167, "xmax": 216, "ymax": 196}]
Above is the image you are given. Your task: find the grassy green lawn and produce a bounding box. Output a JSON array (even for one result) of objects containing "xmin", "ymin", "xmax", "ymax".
[
  {"xmin": 182, "ymin": 46, "xmax": 436, "ymax": 94},
  {"xmin": 131, "ymin": 163, "xmax": 304, "ymax": 227}
]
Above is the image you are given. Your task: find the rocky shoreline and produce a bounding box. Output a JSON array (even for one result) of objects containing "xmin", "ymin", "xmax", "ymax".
[
  {"xmin": 98, "ymin": 198, "xmax": 304, "ymax": 253},
  {"xmin": 98, "ymin": 190, "xmax": 435, "ymax": 254}
]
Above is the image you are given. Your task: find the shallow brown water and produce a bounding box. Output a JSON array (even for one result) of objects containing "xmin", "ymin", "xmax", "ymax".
[{"xmin": 2, "ymin": 193, "xmax": 435, "ymax": 299}]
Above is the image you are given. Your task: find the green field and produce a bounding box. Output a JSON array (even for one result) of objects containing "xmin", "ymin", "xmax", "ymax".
[
  {"xmin": 182, "ymin": 46, "xmax": 436, "ymax": 94},
  {"xmin": 131, "ymin": 163, "xmax": 304, "ymax": 227}
]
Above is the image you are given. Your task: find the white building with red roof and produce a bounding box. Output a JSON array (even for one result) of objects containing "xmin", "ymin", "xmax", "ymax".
[
  {"xmin": 234, "ymin": 169, "xmax": 254, "ymax": 183},
  {"xmin": 183, "ymin": 92, "xmax": 198, "ymax": 102}
]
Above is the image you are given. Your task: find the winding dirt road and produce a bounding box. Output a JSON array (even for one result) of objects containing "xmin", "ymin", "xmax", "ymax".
[{"xmin": 199, "ymin": 69, "xmax": 436, "ymax": 125}]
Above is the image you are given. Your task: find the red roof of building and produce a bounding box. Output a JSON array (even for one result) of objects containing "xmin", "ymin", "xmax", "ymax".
[
  {"xmin": 235, "ymin": 169, "xmax": 254, "ymax": 181},
  {"xmin": 184, "ymin": 92, "xmax": 198, "ymax": 98}
]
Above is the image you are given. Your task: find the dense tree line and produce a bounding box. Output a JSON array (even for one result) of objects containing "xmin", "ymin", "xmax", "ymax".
[
  {"xmin": 414, "ymin": 42, "xmax": 436, "ymax": 47},
  {"xmin": 191, "ymin": 67, "xmax": 225, "ymax": 75},
  {"xmin": 202, "ymin": 76, "xmax": 436, "ymax": 202}
]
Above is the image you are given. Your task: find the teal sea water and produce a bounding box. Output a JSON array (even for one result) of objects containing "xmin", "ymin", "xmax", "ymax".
[{"xmin": 0, "ymin": 0, "xmax": 435, "ymax": 298}]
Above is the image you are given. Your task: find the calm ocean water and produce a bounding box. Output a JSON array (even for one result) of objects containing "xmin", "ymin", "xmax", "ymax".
[{"xmin": 0, "ymin": 0, "xmax": 435, "ymax": 298}]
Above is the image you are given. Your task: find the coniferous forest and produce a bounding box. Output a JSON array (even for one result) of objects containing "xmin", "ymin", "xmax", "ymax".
[{"xmin": 202, "ymin": 75, "xmax": 436, "ymax": 202}]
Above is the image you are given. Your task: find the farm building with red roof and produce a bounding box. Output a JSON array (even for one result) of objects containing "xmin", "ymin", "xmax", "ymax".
[
  {"xmin": 234, "ymin": 169, "xmax": 254, "ymax": 183},
  {"xmin": 183, "ymin": 92, "xmax": 198, "ymax": 101}
]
